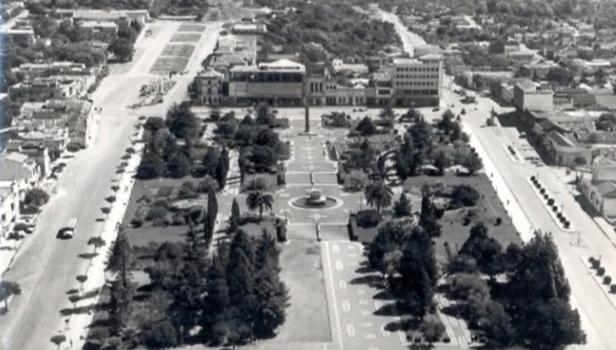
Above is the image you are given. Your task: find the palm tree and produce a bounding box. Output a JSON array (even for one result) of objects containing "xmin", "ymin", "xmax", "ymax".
[
  {"xmin": 364, "ymin": 181, "xmax": 393, "ymax": 214},
  {"xmin": 246, "ymin": 191, "xmax": 274, "ymax": 220}
]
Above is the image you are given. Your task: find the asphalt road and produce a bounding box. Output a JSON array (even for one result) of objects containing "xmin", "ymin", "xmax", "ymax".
[{"xmin": 0, "ymin": 21, "xmax": 221, "ymax": 350}]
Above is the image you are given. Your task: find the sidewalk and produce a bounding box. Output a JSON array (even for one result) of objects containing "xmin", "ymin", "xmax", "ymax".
[
  {"xmin": 0, "ymin": 238, "xmax": 23, "ymax": 275},
  {"xmin": 462, "ymin": 122, "xmax": 535, "ymax": 242},
  {"xmin": 57, "ymin": 125, "xmax": 144, "ymax": 349}
]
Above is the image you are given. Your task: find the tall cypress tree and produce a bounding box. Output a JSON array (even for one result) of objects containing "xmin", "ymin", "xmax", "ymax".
[
  {"xmin": 229, "ymin": 197, "xmax": 241, "ymax": 232},
  {"xmin": 253, "ymin": 255, "xmax": 289, "ymax": 338},
  {"xmin": 215, "ymin": 157, "xmax": 228, "ymax": 189},
  {"xmin": 107, "ymin": 229, "xmax": 133, "ymax": 287},
  {"xmin": 255, "ymin": 228, "xmax": 279, "ymax": 271},
  {"xmin": 204, "ymin": 188, "xmax": 218, "ymax": 248}
]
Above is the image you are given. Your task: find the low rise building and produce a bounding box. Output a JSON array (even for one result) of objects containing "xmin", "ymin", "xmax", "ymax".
[
  {"xmin": 54, "ymin": 9, "xmax": 150, "ymax": 25},
  {"xmin": 79, "ymin": 21, "xmax": 118, "ymax": 41},
  {"xmin": 0, "ymin": 182, "xmax": 20, "ymax": 240},
  {"xmin": 8, "ymin": 76, "xmax": 88, "ymax": 102},
  {"xmin": 12, "ymin": 61, "xmax": 97, "ymax": 80},
  {"xmin": 6, "ymin": 128, "xmax": 70, "ymax": 158},
  {"xmin": 0, "ymin": 151, "xmax": 41, "ymax": 197},
  {"xmin": 231, "ymin": 22, "xmax": 267, "ymax": 35},
  {"xmin": 6, "ymin": 26, "xmax": 35, "ymax": 45},
  {"xmin": 513, "ymin": 79, "xmax": 553, "ymax": 112}
]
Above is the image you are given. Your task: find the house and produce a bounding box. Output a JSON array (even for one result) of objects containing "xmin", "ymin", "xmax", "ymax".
[
  {"xmin": 580, "ymin": 179, "xmax": 616, "ymax": 222},
  {"xmin": 513, "ymin": 80, "xmax": 553, "ymax": 112},
  {"xmin": 0, "ymin": 152, "xmax": 41, "ymax": 198},
  {"xmin": 6, "ymin": 26, "xmax": 35, "ymax": 45},
  {"xmin": 0, "ymin": 182, "xmax": 20, "ymax": 240}
]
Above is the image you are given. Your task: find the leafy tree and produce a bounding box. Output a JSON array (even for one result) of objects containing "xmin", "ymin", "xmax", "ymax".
[
  {"xmin": 519, "ymin": 298, "xmax": 585, "ymax": 350},
  {"xmin": 364, "ymin": 181, "xmax": 393, "ymax": 214},
  {"xmin": 433, "ymin": 150, "xmax": 452, "ymax": 175},
  {"xmin": 482, "ymin": 301, "xmax": 515, "ymax": 349},
  {"xmin": 450, "ymin": 273, "xmax": 490, "ymax": 301},
  {"xmin": 459, "ymin": 222, "xmax": 503, "ymax": 276},
  {"xmin": 144, "ymin": 319, "xmax": 178, "ymax": 349},
  {"xmin": 87, "ymin": 236, "xmax": 106, "ymax": 254},
  {"xmin": 344, "ymin": 170, "xmax": 368, "ymax": 192},
  {"xmin": 108, "ymin": 38, "xmax": 134, "ymax": 62},
  {"xmin": 393, "ymin": 193, "xmax": 412, "ymax": 218},
  {"xmin": 356, "ymin": 116, "xmax": 377, "ymax": 136},
  {"xmin": 144, "ymin": 117, "xmax": 167, "ymax": 134},
  {"xmin": 166, "ymin": 103, "xmax": 199, "ymax": 140},
  {"xmin": 400, "ymin": 108, "xmax": 423, "ymax": 122},
  {"xmin": 255, "ymin": 103, "xmax": 275, "ymax": 126},
  {"xmin": 246, "ymin": 191, "xmax": 274, "ymax": 220},
  {"xmin": 462, "ymin": 151, "xmax": 483, "ymax": 175},
  {"xmin": 0, "ymin": 281, "xmax": 21, "ymax": 311},
  {"xmin": 137, "ymin": 152, "xmax": 165, "ymax": 179},
  {"xmin": 198, "ymin": 175, "xmax": 219, "ymax": 193},
  {"xmin": 23, "ymin": 188, "xmax": 50, "ymax": 207},
  {"xmin": 447, "ymin": 254, "xmax": 478, "ymax": 275},
  {"xmin": 419, "ymin": 193, "xmax": 442, "ymax": 238},
  {"xmin": 202, "ymin": 147, "xmax": 220, "ymax": 175},
  {"xmin": 547, "ymin": 67, "xmax": 574, "ymax": 86},
  {"xmin": 451, "ymin": 184, "xmax": 480, "ymax": 207},
  {"xmin": 107, "ymin": 229, "xmax": 133, "ymax": 287},
  {"xmin": 249, "ymin": 145, "xmax": 278, "ymax": 170},
  {"xmin": 399, "ymin": 227, "xmax": 438, "ymax": 319},
  {"xmin": 167, "ymin": 153, "xmax": 191, "ymax": 178},
  {"xmin": 369, "ymin": 218, "xmax": 415, "ymax": 272},
  {"xmin": 420, "ymin": 319, "xmax": 445, "ymax": 345}
]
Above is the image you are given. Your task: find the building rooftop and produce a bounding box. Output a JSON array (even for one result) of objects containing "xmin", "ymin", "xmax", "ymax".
[
  {"xmin": 516, "ymin": 79, "xmax": 538, "ymax": 91},
  {"xmin": 0, "ymin": 153, "xmax": 33, "ymax": 182},
  {"xmin": 80, "ymin": 21, "xmax": 118, "ymax": 28}
]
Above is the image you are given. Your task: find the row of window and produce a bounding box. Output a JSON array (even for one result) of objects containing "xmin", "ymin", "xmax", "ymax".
[
  {"xmin": 396, "ymin": 89, "xmax": 439, "ymax": 96},
  {"xmin": 395, "ymin": 74, "xmax": 439, "ymax": 80},
  {"xmin": 396, "ymin": 67, "xmax": 439, "ymax": 72},
  {"xmin": 395, "ymin": 81, "xmax": 437, "ymax": 86}
]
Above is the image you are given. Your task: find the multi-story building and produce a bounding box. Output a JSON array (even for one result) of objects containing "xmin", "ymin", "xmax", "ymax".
[
  {"xmin": 79, "ymin": 21, "xmax": 118, "ymax": 41},
  {"xmin": 513, "ymin": 79, "xmax": 553, "ymax": 112},
  {"xmin": 389, "ymin": 54, "xmax": 444, "ymax": 107},
  {"xmin": 0, "ymin": 152, "xmax": 41, "ymax": 198},
  {"xmin": 195, "ymin": 55, "xmax": 444, "ymax": 108},
  {"xmin": 193, "ymin": 70, "xmax": 224, "ymax": 106},
  {"xmin": 8, "ymin": 76, "xmax": 88, "ymax": 102},
  {"xmin": 227, "ymin": 59, "xmax": 305, "ymax": 106},
  {"xmin": 12, "ymin": 62, "xmax": 97, "ymax": 81},
  {"xmin": 54, "ymin": 9, "xmax": 150, "ymax": 26}
]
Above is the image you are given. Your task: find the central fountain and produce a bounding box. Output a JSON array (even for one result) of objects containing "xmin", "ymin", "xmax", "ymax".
[{"xmin": 290, "ymin": 189, "xmax": 339, "ymax": 209}]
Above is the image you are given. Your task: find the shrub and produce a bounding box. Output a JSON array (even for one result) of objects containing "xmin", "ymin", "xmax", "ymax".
[
  {"xmin": 131, "ymin": 216, "xmax": 144, "ymax": 228},
  {"xmin": 495, "ymin": 217, "xmax": 502, "ymax": 226},
  {"xmin": 589, "ymin": 257, "xmax": 596, "ymax": 264},
  {"xmin": 450, "ymin": 184, "xmax": 480, "ymax": 208},
  {"xmin": 598, "ymin": 267, "xmax": 606, "ymax": 276},
  {"xmin": 547, "ymin": 198, "xmax": 555, "ymax": 206},
  {"xmin": 50, "ymin": 335, "xmax": 66, "ymax": 346},
  {"xmin": 76, "ymin": 275, "xmax": 88, "ymax": 283},
  {"xmin": 543, "ymin": 194, "xmax": 549, "ymax": 200},
  {"xmin": 611, "ymin": 284, "xmax": 616, "ymax": 294},
  {"xmin": 530, "ymin": 176, "xmax": 536, "ymax": 181},
  {"xmin": 444, "ymin": 336, "xmax": 451, "ymax": 343},
  {"xmin": 592, "ymin": 259, "xmax": 601, "ymax": 269},
  {"xmin": 604, "ymin": 276, "xmax": 612, "ymax": 285},
  {"xmin": 564, "ymin": 221, "xmax": 570, "ymax": 228},
  {"xmin": 462, "ymin": 216, "xmax": 471, "ymax": 226},
  {"xmin": 540, "ymin": 188, "xmax": 546, "ymax": 194},
  {"xmin": 552, "ymin": 205, "xmax": 558, "ymax": 212},
  {"xmin": 356, "ymin": 209, "xmax": 380, "ymax": 228}
]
